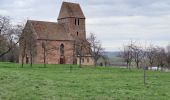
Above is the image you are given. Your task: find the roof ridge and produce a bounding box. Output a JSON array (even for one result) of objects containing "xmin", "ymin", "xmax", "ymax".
[
  {"xmin": 63, "ymin": 1, "xmax": 79, "ymax": 5},
  {"xmin": 28, "ymin": 20, "xmax": 58, "ymax": 23}
]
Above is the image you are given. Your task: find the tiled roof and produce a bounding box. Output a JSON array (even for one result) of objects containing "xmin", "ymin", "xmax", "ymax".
[
  {"xmin": 28, "ymin": 20, "xmax": 73, "ymax": 40},
  {"xmin": 58, "ymin": 2, "xmax": 85, "ymax": 19}
]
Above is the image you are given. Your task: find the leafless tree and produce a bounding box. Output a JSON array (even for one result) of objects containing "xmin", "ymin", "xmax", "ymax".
[
  {"xmin": 20, "ymin": 40, "xmax": 26, "ymax": 67},
  {"xmin": 75, "ymin": 40, "xmax": 83, "ymax": 67},
  {"xmin": 166, "ymin": 44, "xmax": 170, "ymax": 69},
  {"xmin": 121, "ymin": 41, "xmax": 136, "ymax": 70},
  {"xmin": 42, "ymin": 40, "xmax": 47, "ymax": 67},
  {"xmin": 0, "ymin": 15, "xmax": 11, "ymax": 58},
  {"xmin": 73, "ymin": 39, "xmax": 90, "ymax": 67},
  {"xmin": 41, "ymin": 34, "xmax": 60, "ymax": 67},
  {"xmin": 18, "ymin": 21, "xmax": 37, "ymax": 67},
  {"xmin": 0, "ymin": 15, "xmax": 24, "ymax": 59},
  {"xmin": 131, "ymin": 45, "xmax": 144, "ymax": 69},
  {"xmin": 122, "ymin": 45, "xmax": 133, "ymax": 70},
  {"xmin": 87, "ymin": 33, "xmax": 104, "ymax": 67},
  {"xmin": 0, "ymin": 15, "xmax": 10, "ymax": 35},
  {"xmin": 146, "ymin": 45, "xmax": 157, "ymax": 67},
  {"xmin": 41, "ymin": 39, "xmax": 55, "ymax": 68},
  {"xmin": 27, "ymin": 34, "xmax": 37, "ymax": 67},
  {"xmin": 154, "ymin": 47, "xmax": 166, "ymax": 71}
]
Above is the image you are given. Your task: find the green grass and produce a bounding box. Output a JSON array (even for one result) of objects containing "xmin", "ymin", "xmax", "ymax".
[{"xmin": 0, "ymin": 62, "xmax": 170, "ymax": 100}]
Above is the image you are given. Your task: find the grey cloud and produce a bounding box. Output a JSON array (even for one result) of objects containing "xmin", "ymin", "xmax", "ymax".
[{"xmin": 82, "ymin": 0, "xmax": 170, "ymax": 18}]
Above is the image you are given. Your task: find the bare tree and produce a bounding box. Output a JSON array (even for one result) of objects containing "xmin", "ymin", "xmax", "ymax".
[
  {"xmin": 0, "ymin": 15, "xmax": 10, "ymax": 35},
  {"xmin": 121, "ymin": 41, "xmax": 138, "ymax": 70},
  {"xmin": 27, "ymin": 34, "xmax": 37, "ymax": 67},
  {"xmin": 20, "ymin": 40, "xmax": 26, "ymax": 67},
  {"xmin": 75, "ymin": 40, "xmax": 83, "ymax": 67},
  {"xmin": 0, "ymin": 15, "xmax": 11, "ymax": 58},
  {"xmin": 42, "ymin": 41, "xmax": 47, "ymax": 67},
  {"xmin": 73, "ymin": 39, "xmax": 90, "ymax": 67},
  {"xmin": 131, "ymin": 45, "xmax": 144, "ymax": 69},
  {"xmin": 87, "ymin": 33, "xmax": 104, "ymax": 67},
  {"xmin": 121, "ymin": 45, "xmax": 133, "ymax": 70},
  {"xmin": 155, "ymin": 47, "xmax": 166, "ymax": 71},
  {"xmin": 41, "ymin": 34, "xmax": 59, "ymax": 67},
  {"xmin": 166, "ymin": 44, "xmax": 170, "ymax": 69},
  {"xmin": 0, "ymin": 15, "xmax": 24, "ymax": 59},
  {"xmin": 41, "ymin": 39, "xmax": 53, "ymax": 68},
  {"xmin": 146, "ymin": 45, "xmax": 157, "ymax": 67},
  {"xmin": 0, "ymin": 35, "xmax": 8, "ymax": 60}
]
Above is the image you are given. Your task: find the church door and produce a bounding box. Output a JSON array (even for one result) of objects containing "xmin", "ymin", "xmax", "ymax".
[{"xmin": 60, "ymin": 58, "xmax": 65, "ymax": 64}]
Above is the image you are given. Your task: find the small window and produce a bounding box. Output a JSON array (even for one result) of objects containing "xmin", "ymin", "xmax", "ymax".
[
  {"xmin": 42, "ymin": 42, "xmax": 45, "ymax": 48},
  {"xmin": 75, "ymin": 19, "xmax": 76, "ymax": 25},
  {"xmin": 77, "ymin": 32, "xmax": 78, "ymax": 36},
  {"xmin": 78, "ymin": 19, "xmax": 79, "ymax": 25}
]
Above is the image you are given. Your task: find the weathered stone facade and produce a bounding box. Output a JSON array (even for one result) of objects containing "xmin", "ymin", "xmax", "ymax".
[{"xmin": 19, "ymin": 2, "xmax": 94, "ymax": 65}]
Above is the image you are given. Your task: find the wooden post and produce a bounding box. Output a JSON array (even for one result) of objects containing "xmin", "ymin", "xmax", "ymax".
[{"xmin": 144, "ymin": 66, "xmax": 147, "ymax": 85}]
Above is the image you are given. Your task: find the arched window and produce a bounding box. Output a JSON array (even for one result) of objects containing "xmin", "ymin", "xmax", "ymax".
[
  {"xmin": 60, "ymin": 44, "xmax": 64, "ymax": 56},
  {"xmin": 77, "ymin": 32, "xmax": 78, "ymax": 36}
]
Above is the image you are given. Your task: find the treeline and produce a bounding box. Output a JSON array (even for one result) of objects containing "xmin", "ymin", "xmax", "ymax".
[
  {"xmin": 0, "ymin": 15, "xmax": 24, "ymax": 62},
  {"xmin": 120, "ymin": 41, "xmax": 170, "ymax": 70}
]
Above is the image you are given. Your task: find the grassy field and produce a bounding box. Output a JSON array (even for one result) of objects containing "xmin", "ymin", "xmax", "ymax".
[{"xmin": 0, "ymin": 62, "xmax": 170, "ymax": 100}]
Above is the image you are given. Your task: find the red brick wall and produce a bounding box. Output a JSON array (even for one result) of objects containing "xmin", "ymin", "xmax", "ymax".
[{"xmin": 34, "ymin": 40, "xmax": 74, "ymax": 64}]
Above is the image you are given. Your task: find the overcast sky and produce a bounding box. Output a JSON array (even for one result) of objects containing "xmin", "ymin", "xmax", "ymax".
[{"xmin": 1, "ymin": 0, "xmax": 170, "ymax": 51}]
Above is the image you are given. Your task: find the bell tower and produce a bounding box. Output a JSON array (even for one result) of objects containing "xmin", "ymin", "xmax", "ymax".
[{"xmin": 57, "ymin": 2, "xmax": 86, "ymax": 39}]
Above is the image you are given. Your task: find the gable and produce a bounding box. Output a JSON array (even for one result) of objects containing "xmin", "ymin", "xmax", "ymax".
[
  {"xmin": 58, "ymin": 2, "xmax": 85, "ymax": 19},
  {"xmin": 20, "ymin": 21, "xmax": 37, "ymax": 41}
]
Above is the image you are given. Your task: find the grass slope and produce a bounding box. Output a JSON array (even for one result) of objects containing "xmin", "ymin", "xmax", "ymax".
[{"xmin": 0, "ymin": 62, "xmax": 170, "ymax": 100}]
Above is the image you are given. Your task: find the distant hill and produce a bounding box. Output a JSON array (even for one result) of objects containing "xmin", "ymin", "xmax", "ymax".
[
  {"xmin": 104, "ymin": 51, "xmax": 120, "ymax": 58},
  {"xmin": 102, "ymin": 51, "xmax": 125, "ymax": 66}
]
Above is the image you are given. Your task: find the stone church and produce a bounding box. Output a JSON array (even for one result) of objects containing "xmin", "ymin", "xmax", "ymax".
[{"xmin": 19, "ymin": 2, "xmax": 94, "ymax": 65}]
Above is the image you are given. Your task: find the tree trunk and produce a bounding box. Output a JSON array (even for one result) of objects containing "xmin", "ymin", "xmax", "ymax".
[
  {"xmin": 21, "ymin": 44, "xmax": 26, "ymax": 68},
  {"xmin": 78, "ymin": 46, "xmax": 83, "ymax": 68},
  {"xmin": 43, "ymin": 47, "xmax": 46, "ymax": 68},
  {"xmin": 144, "ymin": 67, "xmax": 146, "ymax": 85},
  {"xmin": 79, "ymin": 56, "xmax": 82, "ymax": 68},
  {"xmin": 136, "ymin": 61, "xmax": 139, "ymax": 69},
  {"xmin": 30, "ymin": 53, "xmax": 33, "ymax": 67},
  {"xmin": 0, "ymin": 41, "xmax": 19, "ymax": 58},
  {"xmin": 129, "ymin": 62, "xmax": 131, "ymax": 71},
  {"xmin": 94, "ymin": 59, "xmax": 97, "ymax": 67},
  {"xmin": 126, "ymin": 61, "xmax": 128, "ymax": 69},
  {"xmin": 21, "ymin": 55, "xmax": 24, "ymax": 68}
]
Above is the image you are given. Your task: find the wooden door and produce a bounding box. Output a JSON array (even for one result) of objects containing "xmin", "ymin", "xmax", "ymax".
[{"xmin": 60, "ymin": 58, "xmax": 65, "ymax": 64}]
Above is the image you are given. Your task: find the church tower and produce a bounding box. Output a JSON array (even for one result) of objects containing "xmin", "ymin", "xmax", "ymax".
[{"xmin": 58, "ymin": 2, "xmax": 86, "ymax": 39}]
